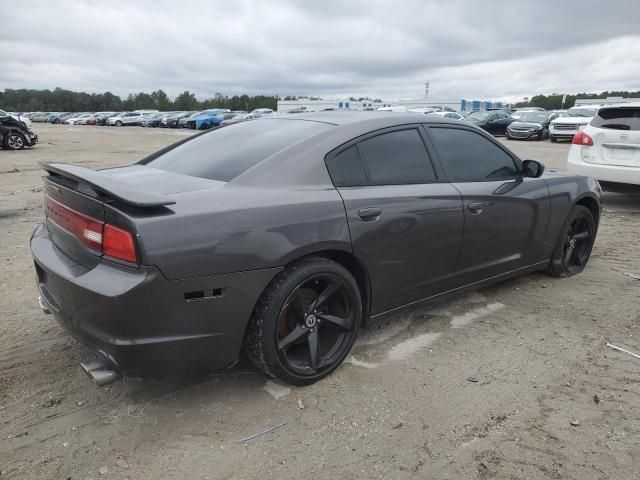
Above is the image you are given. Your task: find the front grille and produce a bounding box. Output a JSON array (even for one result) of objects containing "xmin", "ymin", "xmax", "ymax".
[{"xmin": 553, "ymin": 123, "xmax": 579, "ymax": 130}]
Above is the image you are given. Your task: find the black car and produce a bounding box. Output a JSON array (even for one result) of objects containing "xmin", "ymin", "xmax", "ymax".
[
  {"xmin": 31, "ymin": 113, "xmax": 601, "ymax": 386},
  {"xmin": 140, "ymin": 112, "xmax": 167, "ymax": 127},
  {"xmin": 467, "ymin": 110, "xmax": 515, "ymax": 136},
  {"xmin": 506, "ymin": 111, "xmax": 557, "ymax": 140},
  {"xmin": 1, "ymin": 114, "xmax": 38, "ymax": 150}
]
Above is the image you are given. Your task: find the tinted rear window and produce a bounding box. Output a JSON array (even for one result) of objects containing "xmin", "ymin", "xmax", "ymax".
[
  {"xmin": 591, "ymin": 107, "xmax": 640, "ymax": 131},
  {"xmin": 142, "ymin": 119, "xmax": 333, "ymax": 181}
]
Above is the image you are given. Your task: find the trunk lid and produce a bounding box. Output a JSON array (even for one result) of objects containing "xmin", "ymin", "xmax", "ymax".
[{"xmin": 42, "ymin": 163, "xmax": 224, "ymax": 267}]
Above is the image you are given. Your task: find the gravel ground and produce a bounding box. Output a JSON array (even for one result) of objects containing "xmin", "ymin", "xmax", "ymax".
[{"xmin": 1, "ymin": 124, "xmax": 639, "ymax": 479}]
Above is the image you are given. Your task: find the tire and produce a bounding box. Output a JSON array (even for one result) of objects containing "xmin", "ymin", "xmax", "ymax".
[
  {"xmin": 115, "ymin": 120, "xmax": 123, "ymax": 127},
  {"xmin": 550, "ymin": 136, "xmax": 557, "ymax": 143},
  {"xmin": 244, "ymin": 257, "xmax": 363, "ymax": 386},
  {"xmin": 546, "ymin": 205, "xmax": 596, "ymax": 278},
  {"xmin": 505, "ymin": 132, "xmax": 511, "ymax": 140},
  {"xmin": 3, "ymin": 132, "xmax": 26, "ymax": 150}
]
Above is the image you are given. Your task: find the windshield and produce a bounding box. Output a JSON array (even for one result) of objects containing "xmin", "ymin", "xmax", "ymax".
[
  {"xmin": 518, "ymin": 112, "xmax": 549, "ymax": 123},
  {"xmin": 142, "ymin": 119, "xmax": 333, "ymax": 182},
  {"xmin": 467, "ymin": 112, "xmax": 490, "ymax": 121},
  {"xmin": 566, "ymin": 107, "xmax": 597, "ymax": 117}
]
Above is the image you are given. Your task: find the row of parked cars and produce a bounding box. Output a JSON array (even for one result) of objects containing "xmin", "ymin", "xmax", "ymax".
[{"xmin": 22, "ymin": 108, "xmax": 277, "ymax": 130}]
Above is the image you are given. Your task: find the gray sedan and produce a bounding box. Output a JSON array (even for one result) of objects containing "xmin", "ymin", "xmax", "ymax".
[{"xmin": 31, "ymin": 112, "xmax": 601, "ymax": 385}]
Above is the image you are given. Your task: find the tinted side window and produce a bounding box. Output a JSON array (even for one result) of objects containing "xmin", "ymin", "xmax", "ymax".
[
  {"xmin": 357, "ymin": 129, "xmax": 436, "ymax": 184},
  {"xmin": 325, "ymin": 146, "xmax": 367, "ymax": 186},
  {"xmin": 430, "ymin": 127, "xmax": 519, "ymax": 181},
  {"xmin": 591, "ymin": 107, "xmax": 640, "ymax": 131}
]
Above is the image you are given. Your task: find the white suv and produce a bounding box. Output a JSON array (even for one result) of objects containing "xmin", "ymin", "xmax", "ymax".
[
  {"xmin": 549, "ymin": 106, "xmax": 599, "ymax": 142},
  {"xmin": 567, "ymin": 103, "xmax": 640, "ymax": 185}
]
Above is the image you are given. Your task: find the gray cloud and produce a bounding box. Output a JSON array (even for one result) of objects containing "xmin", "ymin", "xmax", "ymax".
[{"xmin": 2, "ymin": 0, "xmax": 639, "ymax": 102}]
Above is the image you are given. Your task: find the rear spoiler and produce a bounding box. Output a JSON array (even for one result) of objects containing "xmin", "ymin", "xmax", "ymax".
[{"xmin": 42, "ymin": 162, "xmax": 176, "ymax": 207}]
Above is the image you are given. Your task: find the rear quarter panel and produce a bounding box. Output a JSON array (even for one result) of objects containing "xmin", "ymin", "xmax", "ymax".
[
  {"xmin": 542, "ymin": 172, "xmax": 601, "ymax": 252},
  {"xmin": 134, "ymin": 185, "xmax": 351, "ymax": 280}
]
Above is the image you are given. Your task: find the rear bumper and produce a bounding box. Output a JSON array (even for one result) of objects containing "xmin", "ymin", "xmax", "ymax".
[
  {"xmin": 567, "ymin": 146, "xmax": 640, "ymax": 185},
  {"xmin": 30, "ymin": 224, "xmax": 280, "ymax": 375}
]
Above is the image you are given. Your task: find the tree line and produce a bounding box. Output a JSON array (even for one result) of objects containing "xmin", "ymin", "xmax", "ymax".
[
  {"xmin": 513, "ymin": 90, "xmax": 640, "ymax": 110},
  {"xmin": 0, "ymin": 88, "xmax": 279, "ymax": 112}
]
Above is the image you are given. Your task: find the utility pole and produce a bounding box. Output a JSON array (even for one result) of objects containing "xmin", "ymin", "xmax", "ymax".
[{"xmin": 425, "ymin": 82, "xmax": 429, "ymax": 99}]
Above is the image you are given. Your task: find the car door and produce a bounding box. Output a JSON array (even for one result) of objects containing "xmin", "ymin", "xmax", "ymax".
[
  {"xmin": 426, "ymin": 125, "xmax": 550, "ymax": 286},
  {"xmin": 325, "ymin": 126, "xmax": 464, "ymax": 314}
]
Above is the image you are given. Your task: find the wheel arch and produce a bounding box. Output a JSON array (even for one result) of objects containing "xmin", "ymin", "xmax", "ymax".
[
  {"xmin": 292, "ymin": 249, "xmax": 373, "ymax": 329},
  {"xmin": 575, "ymin": 194, "xmax": 600, "ymax": 227}
]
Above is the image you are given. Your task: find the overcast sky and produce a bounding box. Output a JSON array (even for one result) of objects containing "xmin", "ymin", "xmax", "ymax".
[{"xmin": 2, "ymin": 0, "xmax": 639, "ymax": 102}]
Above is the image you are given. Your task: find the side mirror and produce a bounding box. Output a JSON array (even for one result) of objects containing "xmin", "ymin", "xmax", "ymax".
[{"xmin": 522, "ymin": 159, "xmax": 544, "ymax": 178}]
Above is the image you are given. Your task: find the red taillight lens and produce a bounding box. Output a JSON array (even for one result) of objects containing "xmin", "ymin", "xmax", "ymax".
[
  {"xmin": 572, "ymin": 131, "xmax": 593, "ymax": 146},
  {"xmin": 45, "ymin": 195, "xmax": 137, "ymax": 263},
  {"xmin": 103, "ymin": 224, "xmax": 137, "ymax": 263},
  {"xmin": 45, "ymin": 196, "xmax": 104, "ymax": 252}
]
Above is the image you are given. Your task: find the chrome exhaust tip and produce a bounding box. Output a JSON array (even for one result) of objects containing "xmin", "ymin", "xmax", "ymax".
[
  {"xmin": 38, "ymin": 295, "xmax": 51, "ymax": 315},
  {"xmin": 80, "ymin": 360, "xmax": 121, "ymax": 386}
]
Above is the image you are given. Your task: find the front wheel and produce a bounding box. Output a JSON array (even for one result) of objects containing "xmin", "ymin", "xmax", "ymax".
[
  {"xmin": 115, "ymin": 120, "xmax": 123, "ymax": 127},
  {"xmin": 550, "ymin": 136, "xmax": 557, "ymax": 143},
  {"xmin": 546, "ymin": 205, "xmax": 596, "ymax": 277},
  {"xmin": 3, "ymin": 132, "xmax": 26, "ymax": 150},
  {"xmin": 244, "ymin": 257, "xmax": 362, "ymax": 386}
]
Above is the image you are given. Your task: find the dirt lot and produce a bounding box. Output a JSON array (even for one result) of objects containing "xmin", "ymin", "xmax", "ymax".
[{"xmin": 1, "ymin": 124, "xmax": 639, "ymax": 479}]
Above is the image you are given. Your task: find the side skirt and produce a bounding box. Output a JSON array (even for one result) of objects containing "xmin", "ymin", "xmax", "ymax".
[{"xmin": 370, "ymin": 260, "xmax": 549, "ymax": 321}]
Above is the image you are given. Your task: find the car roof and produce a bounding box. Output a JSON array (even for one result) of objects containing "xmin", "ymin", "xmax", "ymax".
[{"xmin": 263, "ymin": 111, "xmax": 461, "ymax": 128}]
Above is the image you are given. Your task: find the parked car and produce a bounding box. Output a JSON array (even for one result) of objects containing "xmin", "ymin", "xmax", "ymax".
[
  {"xmin": 107, "ymin": 112, "xmax": 147, "ymax": 126},
  {"xmin": 140, "ymin": 112, "xmax": 168, "ymax": 127},
  {"xmin": 95, "ymin": 112, "xmax": 120, "ymax": 126},
  {"xmin": 251, "ymin": 108, "xmax": 274, "ymax": 115},
  {"xmin": 28, "ymin": 112, "xmax": 49, "ymax": 122},
  {"xmin": 49, "ymin": 112, "xmax": 75, "ymax": 124},
  {"xmin": 0, "ymin": 112, "xmax": 38, "ymax": 150},
  {"xmin": 549, "ymin": 106, "xmax": 599, "ymax": 142},
  {"xmin": 567, "ymin": 103, "xmax": 640, "ymax": 185},
  {"xmin": 64, "ymin": 113, "xmax": 93, "ymax": 125},
  {"xmin": 466, "ymin": 110, "xmax": 514, "ymax": 136},
  {"xmin": 178, "ymin": 111, "xmax": 204, "ymax": 128},
  {"xmin": 427, "ymin": 111, "xmax": 465, "ymax": 120},
  {"xmin": 31, "ymin": 112, "xmax": 601, "ymax": 386},
  {"xmin": 187, "ymin": 109, "xmax": 231, "ymax": 130},
  {"xmin": 162, "ymin": 112, "xmax": 191, "ymax": 128},
  {"xmin": 219, "ymin": 112, "xmax": 259, "ymax": 126},
  {"xmin": 506, "ymin": 111, "xmax": 557, "ymax": 140}
]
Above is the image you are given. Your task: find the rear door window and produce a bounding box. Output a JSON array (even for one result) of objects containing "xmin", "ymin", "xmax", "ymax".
[
  {"xmin": 591, "ymin": 107, "xmax": 640, "ymax": 131},
  {"xmin": 357, "ymin": 129, "xmax": 437, "ymax": 184},
  {"xmin": 325, "ymin": 128, "xmax": 437, "ymax": 186}
]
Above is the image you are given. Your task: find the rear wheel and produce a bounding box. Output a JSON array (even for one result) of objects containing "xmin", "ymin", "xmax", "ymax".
[
  {"xmin": 244, "ymin": 257, "xmax": 362, "ymax": 385},
  {"xmin": 546, "ymin": 205, "xmax": 596, "ymax": 277},
  {"xmin": 3, "ymin": 132, "xmax": 26, "ymax": 150}
]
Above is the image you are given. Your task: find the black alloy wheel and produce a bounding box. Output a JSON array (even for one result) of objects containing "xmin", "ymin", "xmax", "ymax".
[
  {"xmin": 244, "ymin": 258, "xmax": 362, "ymax": 385},
  {"xmin": 547, "ymin": 205, "xmax": 596, "ymax": 277}
]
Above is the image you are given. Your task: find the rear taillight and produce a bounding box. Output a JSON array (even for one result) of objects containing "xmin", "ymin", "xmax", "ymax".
[
  {"xmin": 572, "ymin": 131, "xmax": 593, "ymax": 146},
  {"xmin": 103, "ymin": 224, "xmax": 137, "ymax": 263},
  {"xmin": 45, "ymin": 196, "xmax": 137, "ymax": 263}
]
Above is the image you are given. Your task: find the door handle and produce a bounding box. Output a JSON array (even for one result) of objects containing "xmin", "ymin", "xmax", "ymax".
[
  {"xmin": 468, "ymin": 201, "xmax": 486, "ymax": 214},
  {"xmin": 358, "ymin": 207, "xmax": 382, "ymax": 221}
]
